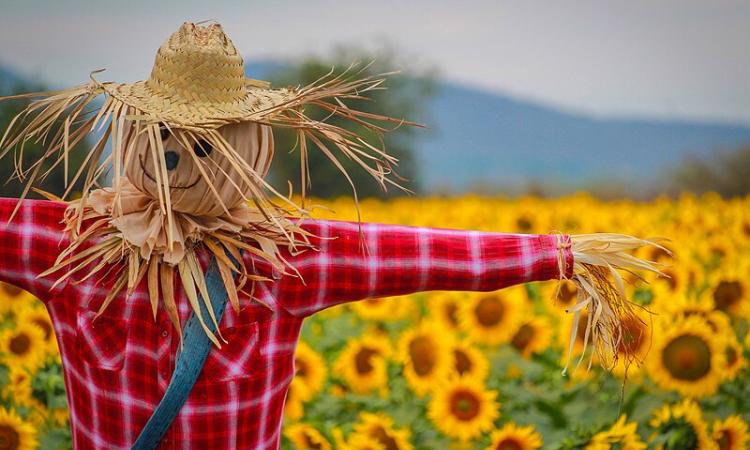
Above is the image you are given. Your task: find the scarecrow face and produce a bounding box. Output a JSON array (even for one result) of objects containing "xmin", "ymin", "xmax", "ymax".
[{"xmin": 123, "ymin": 121, "xmax": 274, "ymax": 216}]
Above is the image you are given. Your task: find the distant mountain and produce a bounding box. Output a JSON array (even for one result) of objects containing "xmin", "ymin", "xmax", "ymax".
[
  {"xmin": 248, "ymin": 59, "xmax": 750, "ymax": 193},
  {"xmin": 421, "ymin": 84, "xmax": 750, "ymax": 191},
  {"xmin": 0, "ymin": 65, "xmax": 24, "ymax": 94}
]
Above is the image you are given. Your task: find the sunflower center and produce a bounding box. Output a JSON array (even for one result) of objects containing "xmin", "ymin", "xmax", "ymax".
[
  {"xmin": 558, "ymin": 281, "xmax": 577, "ymax": 306},
  {"xmin": 295, "ymin": 358, "xmax": 309, "ymax": 378},
  {"xmin": 495, "ymin": 438, "xmax": 523, "ymax": 450},
  {"xmin": 726, "ymin": 345, "xmax": 738, "ymax": 366},
  {"xmin": 511, "ymin": 324, "xmax": 535, "ymax": 352},
  {"xmin": 371, "ymin": 426, "xmax": 399, "ymax": 450},
  {"xmin": 449, "ymin": 390, "xmax": 481, "ymax": 421},
  {"xmin": 475, "ymin": 296, "xmax": 505, "ymax": 327},
  {"xmin": 617, "ymin": 317, "xmax": 646, "ymax": 356},
  {"xmin": 409, "ymin": 336, "xmax": 436, "ymax": 376},
  {"xmin": 516, "ymin": 216, "xmax": 533, "ymax": 232},
  {"xmin": 662, "ymin": 335, "xmax": 712, "ymax": 381},
  {"xmin": 445, "ymin": 303, "xmax": 459, "ymax": 327},
  {"xmin": 662, "ymin": 268, "xmax": 678, "ymax": 290},
  {"xmin": 355, "ymin": 348, "xmax": 378, "ymax": 374},
  {"xmin": 302, "ymin": 432, "xmax": 323, "ymax": 450},
  {"xmin": 717, "ymin": 430, "xmax": 733, "ymax": 450},
  {"xmin": 364, "ymin": 298, "xmax": 384, "ymax": 308},
  {"xmin": 0, "ymin": 424, "xmax": 20, "ymax": 450},
  {"xmin": 8, "ymin": 334, "xmax": 31, "ymax": 356},
  {"xmin": 713, "ymin": 281, "xmax": 742, "ymax": 312},
  {"xmin": 454, "ymin": 349, "xmax": 472, "ymax": 375},
  {"xmin": 650, "ymin": 246, "xmax": 672, "ymax": 263},
  {"xmin": 32, "ymin": 319, "xmax": 52, "ymax": 340},
  {"xmin": 0, "ymin": 283, "xmax": 22, "ymax": 298}
]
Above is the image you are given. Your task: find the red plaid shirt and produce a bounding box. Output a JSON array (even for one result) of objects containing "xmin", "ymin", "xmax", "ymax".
[{"xmin": 0, "ymin": 198, "xmax": 572, "ymax": 449}]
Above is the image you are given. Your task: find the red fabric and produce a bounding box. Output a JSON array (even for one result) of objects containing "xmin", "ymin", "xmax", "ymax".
[{"xmin": 0, "ymin": 198, "xmax": 572, "ymax": 450}]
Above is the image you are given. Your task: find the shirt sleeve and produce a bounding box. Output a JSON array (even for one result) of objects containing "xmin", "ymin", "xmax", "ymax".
[
  {"xmin": 272, "ymin": 218, "xmax": 573, "ymax": 317},
  {"xmin": 0, "ymin": 198, "xmax": 71, "ymax": 301}
]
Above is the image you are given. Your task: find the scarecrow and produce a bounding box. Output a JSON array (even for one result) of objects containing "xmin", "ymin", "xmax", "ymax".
[{"xmin": 0, "ymin": 22, "xmax": 665, "ymax": 450}]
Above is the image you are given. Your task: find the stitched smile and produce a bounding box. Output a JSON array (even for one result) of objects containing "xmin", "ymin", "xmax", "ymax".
[{"xmin": 139, "ymin": 154, "xmax": 201, "ymax": 190}]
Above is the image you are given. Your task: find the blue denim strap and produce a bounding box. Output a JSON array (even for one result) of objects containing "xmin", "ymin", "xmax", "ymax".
[{"xmin": 132, "ymin": 253, "xmax": 236, "ymax": 450}]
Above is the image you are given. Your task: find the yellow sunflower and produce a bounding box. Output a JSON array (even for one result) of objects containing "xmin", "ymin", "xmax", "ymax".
[
  {"xmin": 698, "ymin": 234, "xmax": 735, "ymax": 266},
  {"xmin": 655, "ymin": 296, "xmax": 730, "ymax": 335},
  {"xmin": 343, "ymin": 433, "xmax": 386, "ymax": 450},
  {"xmin": 353, "ymin": 412, "xmax": 413, "ymax": 450},
  {"xmin": 459, "ymin": 289, "xmax": 523, "ymax": 345},
  {"xmin": 427, "ymin": 376, "xmax": 500, "ymax": 442},
  {"xmin": 427, "ymin": 291, "xmax": 469, "ymax": 331},
  {"xmin": 334, "ymin": 334, "xmax": 391, "ymax": 395},
  {"xmin": 0, "ymin": 323, "xmax": 46, "ymax": 371},
  {"xmin": 284, "ymin": 423, "xmax": 331, "ymax": 450},
  {"xmin": 317, "ymin": 303, "xmax": 348, "ymax": 319},
  {"xmin": 646, "ymin": 315, "xmax": 725, "ymax": 398},
  {"xmin": 351, "ymin": 295, "xmax": 415, "ymax": 322},
  {"xmin": 712, "ymin": 415, "xmax": 749, "ymax": 450},
  {"xmin": 294, "ymin": 341, "xmax": 327, "ymax": 397},
  {"xmin": 450, "ymin": 340, "xmax": 489, "ymax": 382},
  {"xmin": 649, "ymin": 262, "xmax": 695, "ymax": 298},
  {"xmin": 0, "ymin": 283, "xmax": 35, "ymax": 316},
  {"xmin": 649, "ymin": 399, "xmax": 717, "ymax": 450},
  {"xmin": 3, "ymin": 367, "xmax": 31, "ymax": 406},
  {"xmin": 485, "ymin": 422, "xmax": 543, "ymax": 450},
  {"xmin": 16, "ymin": 307, "xmax": 57, "ymax": 356},
  {"xmin": 2, "ymin": 364, "xmax": 50, "ymax": 426},
  {"xmin": 284, "ymin": 377, "xmax": 310, "ymax": 422},
  {"xmin": 585, "ymin": 415, "xmax": 646, "ymax": 450},
  {"xmin": 706, "ymin": 271, "xmax": 748, "ymax": 318},
  {"xmin": 510, "ymin": 316, "xmax": 553, "ymax": 358},
  {"xmin": 50, "ymin": 406, "xmax": 69, "ymax": 427},
  {"xmin": 609, "ymin": 313, "xmax": 652, "ymax": 378},
  {"xmin": 397, "ymin": 321, "xmax": 453, "ymax": 396},
  {"xmin": 0, "ymin": 407, "xmax": 38, "ymax": 450},
  {"xmin": 720, "ymin": 333, "xmax": 746, "ymax": 381}
]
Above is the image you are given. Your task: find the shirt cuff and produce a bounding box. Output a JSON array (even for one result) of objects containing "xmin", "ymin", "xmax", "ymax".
[{"xmin": 537, "ymin": 234, "xmax": 574, "ymax": 281}]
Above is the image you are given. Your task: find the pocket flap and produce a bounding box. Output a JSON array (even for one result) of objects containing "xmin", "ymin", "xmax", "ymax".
[{"xmin": 201, "ymin": 321, "xmax": 261, "ymax": 382}]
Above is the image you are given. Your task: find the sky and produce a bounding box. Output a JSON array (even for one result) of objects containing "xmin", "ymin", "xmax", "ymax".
[{"xmin": 1, "ymin": 0, "xmax": 749, "ymax": 124}]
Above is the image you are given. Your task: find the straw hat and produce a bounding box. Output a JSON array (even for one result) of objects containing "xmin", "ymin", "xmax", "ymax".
[{"xmin": 103, "ymin": 22, "xmax": 297, "ymax": 127}]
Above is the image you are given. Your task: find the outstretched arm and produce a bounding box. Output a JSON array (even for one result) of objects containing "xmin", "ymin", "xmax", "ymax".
[
  {"xmin": 273, "ymin": 218, "xmax": 572, "ymax": 317},
  {"xmin": 0, "ymin": 198, "xmax": 70, "ymax": 301}
]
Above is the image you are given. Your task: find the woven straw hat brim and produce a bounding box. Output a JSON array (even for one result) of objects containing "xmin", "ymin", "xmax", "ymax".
[{"xmin": 103, "ymin": 81, "xmax": 299, "ymax": 128}]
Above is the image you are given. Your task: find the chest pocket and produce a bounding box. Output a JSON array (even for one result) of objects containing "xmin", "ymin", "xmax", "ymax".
[
  {"xmin": 198, "ymin": 321, "xmax": 262, "ymax": 383},
  {"xmin": 76, "ymin": 308, "xmax": 128, "ymax": 371}
]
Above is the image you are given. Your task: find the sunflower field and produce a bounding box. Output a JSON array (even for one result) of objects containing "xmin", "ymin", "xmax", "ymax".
[{"xmin": 0, "ymin": 193, "xmax": 748, "ymax": 450}]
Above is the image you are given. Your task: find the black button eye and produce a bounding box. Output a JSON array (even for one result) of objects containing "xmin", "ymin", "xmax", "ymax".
[
  {"xmin": 193, "ymin": 139, "xmax": 213, "ymax": 158},
  {"xmin": 159, "ymin": 124, "xmax": 170, "ymax": 141},
  {"xmin": 164, "ymin": 151, "xmax": 179, "ymax": 171}
]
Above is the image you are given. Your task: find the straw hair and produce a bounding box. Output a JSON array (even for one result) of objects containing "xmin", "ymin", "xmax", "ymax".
[{"xmin": 557, "ymin": 233, "xmax": 670, "ymax": 375}]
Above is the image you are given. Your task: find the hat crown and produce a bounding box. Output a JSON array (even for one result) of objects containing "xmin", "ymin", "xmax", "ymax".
[{"xmin": 146, "ymin": 22, "xmax": 246, "ymax": 106}]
